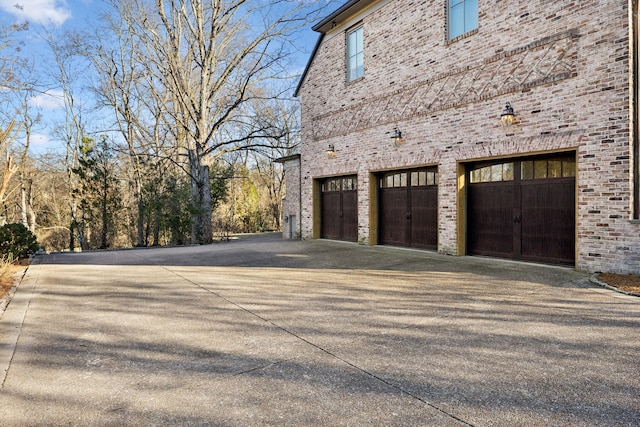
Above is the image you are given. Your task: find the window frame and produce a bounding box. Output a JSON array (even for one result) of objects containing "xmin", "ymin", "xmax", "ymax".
[
  {"xmin": 447, "ymin": 0, "xmax": 478, "ymax": 41},
  {"xmin": 346, "ymin": 25, "xmax": 364, "ymax": 82}
]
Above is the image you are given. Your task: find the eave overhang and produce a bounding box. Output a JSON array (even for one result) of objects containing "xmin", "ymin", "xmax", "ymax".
[
  {"xmin": 274, "ymin": 153, "xmax": 301, "ymax": 164},
  {"xmin": 312, "ymin": 0, "xmax": 376, "ymax": 34}
]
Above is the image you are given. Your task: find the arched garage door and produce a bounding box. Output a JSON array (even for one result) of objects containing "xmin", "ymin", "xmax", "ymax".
[
  {"xmin": 378, "ymin": 168, "xmax": 438, "ymax": 250},
  {"xmin": 467, "ymin": 153, "xmax": 576, "ymax": 265},
  {"xmin": 321, "ymin": 176, "xmax": 358, "ymax": 242}
]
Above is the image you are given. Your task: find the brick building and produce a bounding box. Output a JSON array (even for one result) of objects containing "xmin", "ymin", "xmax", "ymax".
[
  {"xmin": 287, "ymin": 0, "xmax": 640, "ymax": 274},
  {"xmin": 275, "ymin": 154, "xmax": 301, "ymax": 239}
]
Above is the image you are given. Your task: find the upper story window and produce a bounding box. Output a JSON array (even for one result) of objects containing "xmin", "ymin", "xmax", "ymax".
[
  {"xmin": 448, "ymin": 0, "xmax": 478, "ymax": 40},
  {"xmin": 346, "ymin": 26, "xmax": 364, "ymax": 82}
]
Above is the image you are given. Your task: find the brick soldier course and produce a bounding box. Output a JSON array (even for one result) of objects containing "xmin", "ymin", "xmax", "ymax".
[{"xmin": 288, "ymin": 0, "xmax": 640, "ymax": 274}]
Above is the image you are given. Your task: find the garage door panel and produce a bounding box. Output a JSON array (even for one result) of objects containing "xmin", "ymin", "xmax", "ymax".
[
  {"xmin": 321, "ymin": 176, "xmax": 358, "ymax": 242},
  {"xmin": 467, "ymin": 155, "xmax": 575, "ymax": 266},
  {"xmin": 411, "ymin": 187, "xmax": 438, "ymax": 250},
  {"xmin": 520, "ymin": 179, "xmax": 575, "ymax": 265},
  {"xmin": 379, "ymin": 169, "xmax": 438, "ymax": 249},
  {"xmin": 379, "ymin": 188, "xmax": 408, "ymax": 246},
  {"xmin": 468, "ymin": 183, "xmax": 514, "ymax": 257},
  {"xmin": 321, "ymin": 192, "xmax": 342, "ymax": 240},
  {"xmin": 342, "ymin": 190, "xmax": 358, "ymax": 242}
]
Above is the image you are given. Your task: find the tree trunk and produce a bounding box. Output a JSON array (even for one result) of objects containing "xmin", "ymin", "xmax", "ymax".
[
  {"xmin": 20, "ymin": 183, "xmax": 28, "ymax": 228},
  {"xmin": 152, "ymin": 218, "xmax": 160, "ymax": 246},
  {"xmin": 100, "ymin": 175, "xmax": 109, "ymax": 249},
  {"xmin": 27, "ymin": 179, "xmax": 36, "ymax": 233},
  {"xmin": 136, "ymin": 181, "xmax": 145, "ymax": 246},
  {"xmin": 69, "ymin": 221, "xmax": 75, "ymax": 251},
  {"xmin": 19, "ymin": 178, "xmax": 36, "ymax": 232},
  {"xmin": 188, "ymin": 149, "xmax": 212, "ymax": 244}
]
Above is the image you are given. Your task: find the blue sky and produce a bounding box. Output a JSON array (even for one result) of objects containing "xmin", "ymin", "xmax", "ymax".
[
  {"xmin": 0, "ymin": 0, "xmax": 103, "ymax": 28},
  {"xmin": 0, "ymin": 0, "xmax": 110, "ymax": 152},
  {"xmin": 0, "ymin": 0, "xmax": 330, "ymax": 153}
]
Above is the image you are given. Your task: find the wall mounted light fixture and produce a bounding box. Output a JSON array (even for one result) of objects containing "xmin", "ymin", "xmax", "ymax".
[
  {"xmin": 500, "ymin": 102, "xmax": 517, "ymax": 126},
  {"xmin": 391, "ymin": 127, "xmax": 405, "ymax": 146},
  {"xmin": 326, "ymin": 144, "xmax": 336, "ymax": 158}
]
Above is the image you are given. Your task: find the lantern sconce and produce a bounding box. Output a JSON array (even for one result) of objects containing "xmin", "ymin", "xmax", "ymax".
[
  {"xmin": 500, "ymin": 102, "xmax": 517, "ymax": 127},
  {"xmin": 326, "ymin": 144, "xmax": 336, "ymax": 158},
  {"xmin": 391, "ymin": 127, "xmax": 405, "ymax": 146}
]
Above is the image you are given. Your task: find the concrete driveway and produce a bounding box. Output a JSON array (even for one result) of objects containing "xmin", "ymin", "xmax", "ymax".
[{"xmin": 0, "ymin": 233, "xmax": 638, "ymax": 426}]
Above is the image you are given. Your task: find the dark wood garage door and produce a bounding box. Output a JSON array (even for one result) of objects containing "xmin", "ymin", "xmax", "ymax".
[
  {"xmin": 467, "ymin": 154, "xmax": 575, "ymax": 265},
  {"xmin": 379, "ymin": 168, "xmax": 438, "ymax": 250},
  {"xmin": 321, "ymin": 176, "xmax": 358, "ymax": 242}
]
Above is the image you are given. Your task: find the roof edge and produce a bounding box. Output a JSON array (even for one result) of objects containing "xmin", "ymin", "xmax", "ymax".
[
  {"xmin": 274, "ymin": 153, "xmax": 301, "ymax": 164},
  {"xmin": 312, "ymin": 0, "xmax": 367, "ymax": 33},
  {"xmin": 294, "ymin": 34, "xmax": 324, "ymax": 98}
]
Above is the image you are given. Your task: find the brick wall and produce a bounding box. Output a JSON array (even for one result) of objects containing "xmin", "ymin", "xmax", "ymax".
[
  {"xmin": 297, "ymin": 0, "xmax": 640, "ymax": 274},
  {"xmin": 280, "ymin": 156, "xmax": 301, "ymax": 239}
]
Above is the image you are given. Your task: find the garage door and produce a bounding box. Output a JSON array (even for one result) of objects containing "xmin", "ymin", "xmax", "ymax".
[
  {"xmin": 321, "ymin": 176, "xmax": 358, "ymax": 242},
  {"xmin": 467, "ymin": 154, "xmax": 575, "ymax": 265},
  {"xmin": 379, "ymin": 168, "xmax": 438, "ymax": 250}
]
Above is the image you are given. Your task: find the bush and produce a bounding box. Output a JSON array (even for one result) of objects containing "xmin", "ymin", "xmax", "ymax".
[{"xmin": 0, "ymin": 223, "xmax": 39, "ymax": 259}]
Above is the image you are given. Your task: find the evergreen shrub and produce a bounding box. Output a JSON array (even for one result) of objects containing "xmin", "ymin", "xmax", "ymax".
[{"xmin": 0, "ymin": 223, "xmax": 39, "ymax": 259}]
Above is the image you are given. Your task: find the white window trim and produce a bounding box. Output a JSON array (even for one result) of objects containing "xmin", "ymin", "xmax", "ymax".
[
  {"xmin": 447, "ymin": 0, "xmax": 479, "ymax": 41},
  {"xmin": 346, "ymin": 25, "xmax": 364, "ymax": 82}
]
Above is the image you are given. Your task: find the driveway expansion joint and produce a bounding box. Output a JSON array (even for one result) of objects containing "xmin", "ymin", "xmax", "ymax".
[{"xmin": 159, "ymin": 263, "xmax": 475, "ymax": 427}]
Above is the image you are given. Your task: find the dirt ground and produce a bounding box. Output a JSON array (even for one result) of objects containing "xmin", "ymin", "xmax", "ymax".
[
  {"xmin": 0, "ymin": 260, "xmax": 29, "ymax": 301},
  {"xmin": 597, "ymin": 273, "xmax": 640, "ymax": 295}
]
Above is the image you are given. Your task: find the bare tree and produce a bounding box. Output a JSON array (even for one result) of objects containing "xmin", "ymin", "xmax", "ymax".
[
  {"xmin": 92, "ymin": 9, "xmax": 152, "ymax": 246},
  {"xmin": 4, "ymin": 61, "xmax": 48, "ymax": 233},
  {"xmin": 0, "ymin": 13, "xmax": 29, "ymax": 93},
  {"xmin": 45, "ymin": 31, "xmax": 91, "ymax": 250},
  {"xmin": 248, "ymin": 95, "xmax": 300, "ymax": 229},
  {"xmin": 0, "ymin": 12, "xmax": 33, "ymax": 225},
  {"xmin": 25, "ymin": 153, "xmax": 74, "ymax": 251},
  {"xmin": 111, "ymin": 0, "xmax": 317, "ymax": 244},
  {"xmin": 16, "ymin": 91, "xmax": 40, "ymax": 232},
  {"xmin": 0, "ymin": 121, "xmax": 21, "ymax": 205}
]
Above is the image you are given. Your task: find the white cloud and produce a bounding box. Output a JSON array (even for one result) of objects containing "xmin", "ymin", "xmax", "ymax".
[
  {"xmin": 1, "ymin": 0, "xmax": 71, "ymax": 26},
  {"xmin": 30, "ymin": 133, "xmax": 51, "ymax": 145},
  {"xmin": 16, "ymin": 133, "xmax": 52, "ymax": 153},
  {"xmin": 28, "ymin": 90, "xmax": 64, "ymax": 110}
]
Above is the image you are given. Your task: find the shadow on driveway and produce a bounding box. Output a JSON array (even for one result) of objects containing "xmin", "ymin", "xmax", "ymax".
[{"xmin": 1, "ymin": 233, "xmax": 638, "ymax": 426}]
